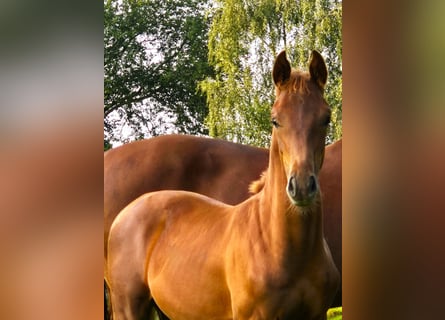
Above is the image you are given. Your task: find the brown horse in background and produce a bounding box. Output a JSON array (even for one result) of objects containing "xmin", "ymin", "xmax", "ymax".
[
  {"xmin": 107, "ymin": 50, "xmax": 339, "ymax": 319},
  {"xmin": 104, "ymin": 135, "xmax": 269, "ymax": 258}
]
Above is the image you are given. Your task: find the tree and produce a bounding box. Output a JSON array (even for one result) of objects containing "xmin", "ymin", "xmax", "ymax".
[
  {"xmin": 201, "ymin": 0, "xmax": 342, "ymax": 147},
  {"xmin": 104, "ymin": 0, "xmax": 214, "ymax": 147}
]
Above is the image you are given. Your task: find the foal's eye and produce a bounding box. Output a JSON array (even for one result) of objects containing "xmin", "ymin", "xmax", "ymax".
[{"xmin": 271, "ymin": 118, "xmax": 280, "ymax": 128}]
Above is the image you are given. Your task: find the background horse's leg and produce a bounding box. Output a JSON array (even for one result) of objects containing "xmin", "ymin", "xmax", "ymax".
[
  {"xmin": 152, "ymin": 302, "xmax": 170, "ymax": 320},
  {"xmin": 109, "ymin": 281, "xmax": 154, "ymax": 320},
  {"xmin": 104, "ymin": 280, "xmax": 112, "ymax": 320}
]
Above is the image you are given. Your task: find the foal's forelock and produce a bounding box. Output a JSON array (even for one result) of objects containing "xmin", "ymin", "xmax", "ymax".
[{"xmin": 275, "ymin": 70, "xmax": 310, "ymax": 97}]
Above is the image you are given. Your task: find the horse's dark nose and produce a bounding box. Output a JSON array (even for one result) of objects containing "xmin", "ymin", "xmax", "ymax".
[
  {"xmin": 308, "ymin": 175, "xmax": 317, "ymax": 196},
  {"xmin": 287, "ymin": 176, "xmax": 297, "ymax": 199},
  {"xmin": 287, "ymin": 174, "xmax": 318, "ymax": 206}
]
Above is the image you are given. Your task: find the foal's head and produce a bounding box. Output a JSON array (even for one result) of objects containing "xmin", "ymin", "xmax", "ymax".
[{"xmin": 271, "ymin": 50, "xmax": 331, "ymax": 207}]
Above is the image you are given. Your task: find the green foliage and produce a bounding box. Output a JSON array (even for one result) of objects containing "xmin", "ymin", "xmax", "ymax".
[
  {"xmin": 327, "ymin": 306, "xmax": 343, "ymax": 320},
  {"xmin": 104, "ymin": 140, "xmax": 112, "ymax": 151},
  {"xmin": 104, "ymin": 0, "xmax": 214, "ymax": 146},
  {"xmin": 201, "ymin": 0, "xmax": 342, "ymax": 147},
  {"xmin": 104, "ymin": 0, "xmax": 341, "ymax": 147}
]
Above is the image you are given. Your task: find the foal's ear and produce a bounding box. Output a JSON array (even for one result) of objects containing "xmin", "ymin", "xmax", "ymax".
[
  {"xmin": 309, "ymin": 50, "xmax": 328, "ymax": 90},
  {"xmin": 273, "ymin": 50, "xmax": 291, "ymax": 86}
]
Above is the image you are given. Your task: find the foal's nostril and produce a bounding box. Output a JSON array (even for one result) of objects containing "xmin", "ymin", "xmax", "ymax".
[
  {"xmin": 287, "ymin": 176, "xmax": 297, "ymax": 198},
  {"xmin": 308, "ymin": 175, "xmax": 317, "ymax": 195}
]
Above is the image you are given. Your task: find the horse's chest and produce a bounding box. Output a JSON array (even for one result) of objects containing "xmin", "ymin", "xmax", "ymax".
[{"xmin": 234, "ymin": 260, "xmax": 335, "ymax": 320}]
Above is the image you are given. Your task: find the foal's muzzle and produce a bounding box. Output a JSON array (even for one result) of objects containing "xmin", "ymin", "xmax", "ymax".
[{"xmin": 287, "ymin": 174, "xmax": 318, "ymax": 206}]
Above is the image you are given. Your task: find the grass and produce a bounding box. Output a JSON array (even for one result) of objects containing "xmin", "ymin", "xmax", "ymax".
[{"xmin": 327, "ymin": 306, "xmax": 342, "ymax": 320}]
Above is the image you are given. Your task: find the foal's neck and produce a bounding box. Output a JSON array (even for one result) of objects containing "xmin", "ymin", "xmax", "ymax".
[{"xmin": 259, "ymin": 136, "xmax": 324, "ymax": 258}]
